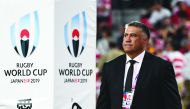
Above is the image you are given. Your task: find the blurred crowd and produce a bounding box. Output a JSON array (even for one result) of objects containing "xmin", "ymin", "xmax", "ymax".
[{"xmin": 96, "ymin": 0, "xmax": 190, "ymax": 109}]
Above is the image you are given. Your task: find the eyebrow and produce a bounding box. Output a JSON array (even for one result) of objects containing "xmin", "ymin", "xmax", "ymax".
[{"xmin": 124, "ymin": 33, "xmax": 138, "ymax": 36}]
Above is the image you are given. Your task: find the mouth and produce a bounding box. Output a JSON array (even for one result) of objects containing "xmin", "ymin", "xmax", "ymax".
[{"xmin": 124, "ymin": 44, "xmax": 132, "ymax": 47}]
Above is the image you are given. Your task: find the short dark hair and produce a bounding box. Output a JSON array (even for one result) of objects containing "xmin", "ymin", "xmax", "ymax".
[{"xmin": 127, "ymin": 21, "xmax": 150, "ymax": 39}]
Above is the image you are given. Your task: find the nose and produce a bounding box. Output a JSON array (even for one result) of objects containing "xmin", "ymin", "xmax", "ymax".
[{"xmin": 123, "ymin": 35, "xmax": 131, "ymax": 42}]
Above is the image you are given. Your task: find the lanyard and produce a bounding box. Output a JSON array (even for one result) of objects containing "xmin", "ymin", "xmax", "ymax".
[{"xmin": 124, "ymin": 73, "xmax": 139, "ymax": 92}]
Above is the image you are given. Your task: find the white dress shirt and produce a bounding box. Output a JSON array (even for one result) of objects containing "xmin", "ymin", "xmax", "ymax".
[{"xmin": 123, "ymin": 51, "xmax": 145, "ymax": 91}]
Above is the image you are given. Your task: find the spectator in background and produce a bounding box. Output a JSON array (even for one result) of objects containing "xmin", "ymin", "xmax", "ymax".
[
  {"xmin": 97, "ymin": 41, "xmax": 124, "ymax": 72},
  {"xmin": 183, "ymin": 40, "xmax": 190, "ymax": 80},
  {"xmin": 148, "ymin": 0, "xmax": 171, "ymax": 25},
  {"xmin": 174, "ymin": 25, "xmax": 189, "ymax": 53},
  {"xmin": 153, "ymin": 17, "xmax": 175, "ymax": 51},
  {"xmin": 184, "ymin": 0, "xmax": 190, "ymax": 6},
  {"xmin": 162, "ymin": 40, "xmax": 186, "ymax": 99},
  {"xmin": 171, "ymin": 0, "xmax": 190, "ymax": 26},
  {"xmin": 97, "ymin": 28, "xmax": 111, "ymax": 55},
  {"xmin": 97, "ymin": 0, "xmax": 112, "ymax": 28},
  {"xmin": 182, "ymin": 40, "xmax": 190, "ymax": 109}
]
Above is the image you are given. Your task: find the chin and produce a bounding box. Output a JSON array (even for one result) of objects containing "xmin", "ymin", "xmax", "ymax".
[{"xmin": 124, "ymin": 49, "xmax": 133, "ymax": 53}]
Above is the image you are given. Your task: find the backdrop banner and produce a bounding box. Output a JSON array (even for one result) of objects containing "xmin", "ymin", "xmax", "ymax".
[
  {"xmin": 0, "ymin": 0, "xmax": 96, "ymax": 109},
  {"xmin": 55, "ymin": 0, "xmax": 96, "ymax": 109}
]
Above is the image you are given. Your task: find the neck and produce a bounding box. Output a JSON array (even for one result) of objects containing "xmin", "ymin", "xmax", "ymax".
[{"xmin": 127, "ymin": 50, "xmax": 145, "ymax": 59}]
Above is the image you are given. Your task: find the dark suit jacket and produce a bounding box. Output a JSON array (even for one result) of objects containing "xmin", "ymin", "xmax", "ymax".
[{"xmin": 97, "ymin": 52, "xmax": 182, "ymax": 109}]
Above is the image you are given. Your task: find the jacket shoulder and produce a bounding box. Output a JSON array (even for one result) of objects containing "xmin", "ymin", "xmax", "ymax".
[
  {"xmin": 106, "ymin": 54, "xmax": 126, "ymax": 65},
  {"xmin": 146, "ymin": 52, "xmax": 172, "ymax": 66}
]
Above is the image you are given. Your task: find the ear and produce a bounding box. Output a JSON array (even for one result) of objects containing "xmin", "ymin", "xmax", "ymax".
[{"xmin": 142, "ymin": 37, "xmax": 148, "ymax": 45}]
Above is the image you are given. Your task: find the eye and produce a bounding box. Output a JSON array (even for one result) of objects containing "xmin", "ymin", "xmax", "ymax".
[
  {"xmin": 124, "ymin": 33, "xmax": 128, "ymax": 37},
  {"xmin": 130, "ymin": 33, "xmax": 137, "ymax": 37}
]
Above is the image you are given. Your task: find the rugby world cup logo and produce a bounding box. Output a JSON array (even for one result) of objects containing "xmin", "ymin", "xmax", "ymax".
[
  {"xmin": 64, "ymin": 11, "xmax": 87, "ymax": 57},
  {"xmin": 10, "ymin": 11, "xmax": 39, "ymax": 58}
]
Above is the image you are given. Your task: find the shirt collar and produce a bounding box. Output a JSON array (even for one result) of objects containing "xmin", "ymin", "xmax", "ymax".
[{"xmin": 126, "ymin": 51, "xmax": 145, "ymax": 64}]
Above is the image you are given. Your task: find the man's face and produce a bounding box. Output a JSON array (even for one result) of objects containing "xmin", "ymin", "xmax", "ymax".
[{"xmin": 122, "ymin": 26, "xmax": 148, "ymax": 55}]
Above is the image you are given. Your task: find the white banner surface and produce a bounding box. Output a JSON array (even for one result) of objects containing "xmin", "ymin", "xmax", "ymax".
[
  {"xmin": 0, "ymin": 0, "xmax": 96, "ymax": 109},
  {"xmin": 0, "ymin": 0, "xmax": 54, "ymax": 109},
  {"xmin": 55, "ymin": 0, "xmax": 96, "ymax": 109}
]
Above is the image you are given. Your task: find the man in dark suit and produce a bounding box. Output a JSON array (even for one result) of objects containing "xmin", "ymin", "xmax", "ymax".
[{"xmin": 96, "ymin": 21, "xmax": 182, "ymax": 109}]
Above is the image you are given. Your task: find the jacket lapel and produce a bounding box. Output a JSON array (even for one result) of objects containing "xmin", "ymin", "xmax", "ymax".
[
  {"xmin": 132, "ymin": 52, "xmax": 152, "ymax": 104},
  {"xmin": 115, "ymin": 54, "xmax": 126, "ymax": 108}
]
